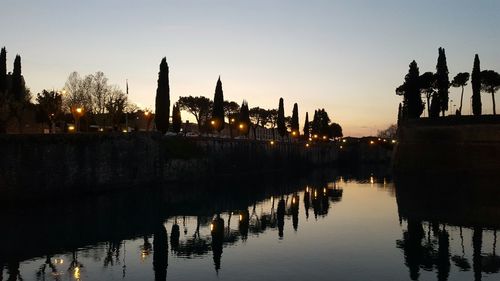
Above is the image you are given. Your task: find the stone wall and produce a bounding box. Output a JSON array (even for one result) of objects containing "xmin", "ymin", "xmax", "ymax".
[
  {"xmin": 0, "ymin": 133, "xmax": 338, "ymax": 200},
  {"xmin": 394, "ymin": 118, "xmax": 500, "ymax": 175}
]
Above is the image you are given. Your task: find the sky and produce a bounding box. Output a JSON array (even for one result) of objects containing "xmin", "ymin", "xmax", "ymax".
[{"xmin": 1, "ymin": 0, "xmax": 499, "ymax": 136}]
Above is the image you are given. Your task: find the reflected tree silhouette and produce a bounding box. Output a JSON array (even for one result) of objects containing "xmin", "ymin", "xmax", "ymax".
[
  {"xmin": 7, "ymin": 261, "xmax": 20, "ymax": 281},
  {"xmin": 211, "ymin": 214, "xmax": 224, "ymax": 273},
  {"xmin": 291, "ymin": 194, "xmax": 299, "ymax": 231},
  {"xmin": 473, "ymin": 227, "xmax": 483, "ymax": 281},
  {"xmin": 153, "ymin": 223, "xmax": 168, "ymax": 281},
  {"xmin": 304, "ymin": 189, "xmax": 310, "ymax": 220},
  {"xmin": 277, "ymin": 198, "xmax": 285, "ymax": 239},
  {"xmin": 238, "ymin": 210, "xmax": 249, "ymax": 241},
  {"xmin": 170, "ymin": 220, "xmax": 180, "ymax": 252},
  {"xmin": 35, "ymin": 255, "xmax": 60, "ymax": 281}
]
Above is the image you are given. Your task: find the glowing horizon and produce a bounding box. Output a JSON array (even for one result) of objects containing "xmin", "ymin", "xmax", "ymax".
[{"xmin": 1, "ymin": 0, "xmax": 499, "ymax": 136}]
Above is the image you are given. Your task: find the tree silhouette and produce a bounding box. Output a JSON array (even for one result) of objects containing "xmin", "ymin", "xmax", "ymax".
[
  {"xmin": 12, "ymin": 54, "xmax": 25, "ymax": 101},
  {"xmin": 451, "ymin": 72, "xmax": 470, "ymax": 115},
  {"xmin": 290, "ymin": 103, "xmax": 299, "ymax": 137},
  {"xmin": 436, "ymin": 47, "xmax": 450, "ymax": 116},
  {"xmin": 36, "ymin": 90, "xmax": 62, "ymax": 132},
  {"xmin": 172, "ymin": 103, "xmax": 182, "ymax": 133},
  {"xmin": 419, "ymin": 72, "xmax": 436, "ymax": 117},
  {"xmin": 303, "ymin": 112, "xmax": 310, "ymax": 139},
  {"xmin": 311, "ymin": 110, "xmax": 319, "ymax": 136},
  {"xmin": 212, "ymin": 77, "xmax": 225, "ymax": 132},
  {"xmin": 398, "ymin": 61, "xmax": 424, "ymax": 119},
  {"xmin": 239, "ymin": 100, "xmax": 250, "ymax": 136},
  {"xmin": 249, "ymin": 107, "xmax": 270, "ymax": 140},
  {"xmin": 329, "ymin": 123, "xmax": 343, "ymax": 139},
  {"xmin": 223, "ymin": 100, "xmax": 239, "ymax": 138},
  {"xmin": 471, "ymin": 54, "xmax": 482, "ymax": 115},
  {"xmin": 277, "ymin": 98, "xmax": 286, "ymax": 138},
  {"xmin": 480, "ymin": 70, "xmax": 500, "ymax": 115},
  {"xmin": 0, "ymin": 47, "xmax": 6, "ymax": 93},
  {"xmin": 177, "ymin": 96, "xmax": 212, "ymax": 131},
  {"xmin": 154, "ymin": 57, "xmax": 170, "ymax": 134}
]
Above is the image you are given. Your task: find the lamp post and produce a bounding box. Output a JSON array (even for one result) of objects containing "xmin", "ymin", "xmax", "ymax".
[{"xmin": 71, "ymin": 106, "xmax": 84, "ymax": 132}]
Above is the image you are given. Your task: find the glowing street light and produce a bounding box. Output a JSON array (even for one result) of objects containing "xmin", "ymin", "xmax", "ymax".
[{"xmin": 270, "ymin": 140, "xmax": 275, "ymax": 145}]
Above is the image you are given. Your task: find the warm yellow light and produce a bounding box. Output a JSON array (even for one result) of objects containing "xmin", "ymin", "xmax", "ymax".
[
  {"xmin": 239, "ymin": 124, "xmax": 244, "ymax": 129},
  {"xmin": 340, "ymin": 145, "xmax": 343, "ymax": 149},
  {"xmin": 122, "ymin": 129, "xmax": 127, "ymax": 133},
  {"xmin": 231, "ymin": 118, "xmax": 235, "ymax": 122},
  {"xmin": 270, "ymin": 140, "xmax": 275, "ymax": 145},
  {"xmin": 68, "ymin": 125, "xmax": 75, "ymax": 131},
  {"xmin": 73, "ymin": 267, "xmax": 80, "ymax": 279},
  {"xmin": 305, "ymin": 143, "xmax": 310, "ymax": 147},
  {"xmin": 383, "ymin": 139, "xmax": 387, "ymax": 142},
  {"xmin": 323, "ymin": 188, "xmax": 326, "ymax": 193},
  {"xmin": 99, "ymin": 128, "xmax": 104, "ymax": 132},
  {"xmin": 211, "ymin": 120, "xmax": 215, "ymax": 125},
  {"xmin": 342, "ymin": 139, "xmax": 346, "ymax": 143},
  {"xmin": 239, "ymin": 214, "xmax": 243, "ymax": 221},
  {"xmin": 378, "ymin": 138, "xmax": 381, "ymax": 141},
  {"xmin": 392, "ymin": 139, "xmax": 397, "ymax": 143},
  {"xmin": 322, "ymin": 136, "xmax": 327, "ymax": 140},
  {"xmin": 292, "ymin": 197, "xmax": 296, "ymax": 204},
  {"xmin": 210, "ymin": 223, "xmax": 214, "ymax": 231},
  {"xmin": 54, "ymin": 258, "xmax": 64, "ymax": 265},
  {"xmin": 306, "ymin": 186, "xmax": 309, "ymax": 192},
  {"xmin": 144, "ymin": 111, "xmax": 150, "ymax": 116},
  {"xmin": 292, "ymin": 131, "xmax": 297, "ymax": 136},
  {"xmin": 76, "ymin": 108, "xmax": 82, "ymax": 114},
  {"xmin": 370, "ymin": 176, "xmax": 374, "ymax": 184},
  {"xmin": 314, "ymin": 190, "xmax": 317, "ymax": 197},
  {"xmin": 313, "ymin": 134, "xmax": 318, "ymax": 139},
  {"xmin": 308, "ymin": 137, "xmax": 312, "ymax": 141},
  {"xmin": 370, "ymin": 140, "xmax": 375, "ymax": 144}
]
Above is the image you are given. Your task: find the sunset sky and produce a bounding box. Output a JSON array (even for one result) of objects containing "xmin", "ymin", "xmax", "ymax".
[{"xmin": 1, "ymin": 0, "xmax": 499, "ymax": 136}]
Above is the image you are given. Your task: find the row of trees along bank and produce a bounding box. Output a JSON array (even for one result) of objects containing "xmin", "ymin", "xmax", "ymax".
[
  {"xmin": 154, "ymin": 57, "xmax": 343, "ymax": 141},
  {"xmin": 397, "ymin": 48, "xmax": 500, "ymax": 120},
  {"xmin": 0, "ymin": 47, "xmax": 343, "ymax": 140}
]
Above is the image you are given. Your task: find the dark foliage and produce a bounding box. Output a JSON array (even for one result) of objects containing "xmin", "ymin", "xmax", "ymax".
[
  {"xmin": 172, "ymin": 103, "xmax": 182, "ymax": 133},
  {"xmin": 154, "ymin": 57, "xmax": 170, "ymax": 134},
  {"xmin": 451, "ymin": 72, "xmax": 470, "ymax": 115},
  {"xmin": 36, "ymin": 90, "xmax": 62, "ymax": 125},
  {"xmin": 0, "ymin": 47, "xmax": 6, "ymax": 92},
  {"xmin": 303, "ymin": 112, "xmax": 310, "ymax": 139},
  {"xmin": 419, "ymin": 72, "xmax": 436, "ymax": 117},
  {"xmin": 12, "ymin": 55, "xmax": 25, "ymax": 101},
  {"xmin": 398, "ymin": 61, "xmax": 424, "ymax": 119},
  {"xmin": 328, "ymin": 122, "xmax": 343, "ymax": 138},
  {"xmin": 480, "ymin": 70, "xmax": 500, "ymax": 115},
  {"xmin": 212, "ymin": 77, "xmax": 225, "ymax": 132},
  {"xmin": 177, "ymin": 96, "xmax": 213, "ymax": 131},
  {"xmin": 471, "ymin": 54, "xmax": 482, "ymax": 115},
  {"xmin": 436, "ymin": 47, "xmax": 450, "ymax": 116},
  {"xmin": 277, "ymin": 98, "xmax": 286, "ymax": 137},
  {"xmin": 291, "ymin": 103, "xmax": 299, "ymax": 136},
  {"xmin": 239, "ymin": 100, "xmax": 250, "ymax": 136}
]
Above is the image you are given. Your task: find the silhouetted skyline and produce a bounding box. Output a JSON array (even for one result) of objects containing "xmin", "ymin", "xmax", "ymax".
[{"xmin": 1, "ymin": 1, "xmax": 500, "ymax": 136}]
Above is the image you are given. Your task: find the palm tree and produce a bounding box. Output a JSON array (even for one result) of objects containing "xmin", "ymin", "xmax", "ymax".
[
  {"xmin": 480, "ymin": 70, "xmax": 500, "ymax": 115},
  {"xmin": 451, "ymin": 72, "xmax": 470, "ymax": 115}
]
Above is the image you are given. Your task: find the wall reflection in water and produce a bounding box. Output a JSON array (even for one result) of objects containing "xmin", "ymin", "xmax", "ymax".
[
  {"xmin": 0, "ymin": 170, "xmax": 345, "ymax": 280},
  {"xmin": 395, "ymin": 175, "xmax": 500, "ymax": 281}
]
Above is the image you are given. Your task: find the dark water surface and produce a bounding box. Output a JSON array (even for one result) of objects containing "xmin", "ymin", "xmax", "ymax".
[{"xmin": 1, "ymin": 170, "xmax": 499, "ymax": 281}]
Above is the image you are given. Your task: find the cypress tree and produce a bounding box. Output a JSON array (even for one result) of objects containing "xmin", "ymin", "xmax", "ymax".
[
  {"xmin": 172, "ymin": 103, "xmax": 182, "ymax": 133},
  {"xmin": 154, "ymin": 57, "xmax": 170, "ymax": 134},
  {"xmin": 303, "ymin": 112, "xmax": 310, "ymax": 139},
  {"xmin": 277, "ymin": 97, "xmax": 286, "ymax": 137},
  {"xmin": 436, "ymin": 47, "xmax": 450, "ymax": 116},
  {"xmin": 404, "ymin": 61, "xmax": 424, "ymax": 118},
  {"xmin": 12, "ymin": 55, "xmax": 25, "ymax": 101},
  {"xmin": 471, "ymin": 54, "xmax": 482, "ymax": 115},
  {"xmin": 239, "ymin": 100, "xmax": 250, "ymax": 136},
  {"xmin": 311, "ymin": 110, "xmax": 319, "ymax": 135},
  {"xmin": 0, "ymin": 47, "xmax": 6, "ymax": 93},
  {"xmin": 291, "ymin": 103, "xmax": 299, "ymax": 136},
  {"xmin": 212, "ymin": 76, "xmax": 225, "ymax": 132}
]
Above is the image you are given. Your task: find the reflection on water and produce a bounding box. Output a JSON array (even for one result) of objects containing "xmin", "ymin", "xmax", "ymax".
[
  {"xmin": 1, "ymin": 169, "xmax": 500, "ymax": 281},
  {"xmin": 395, "ymin": 175, "xmax": 500, "ymax": 281}
]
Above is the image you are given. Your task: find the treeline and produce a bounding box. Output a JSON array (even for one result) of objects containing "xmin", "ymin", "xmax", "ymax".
[
  {"xmin": 153, "ymin": 58, "xmax": 343, "ymax": 140},
  {"xmin": 396, "ymin": 48, "xmax": 500, "ymax": 120},
  {"xmin": 0, "ymin": 46, "xmax": 137, "ymax": 133}
]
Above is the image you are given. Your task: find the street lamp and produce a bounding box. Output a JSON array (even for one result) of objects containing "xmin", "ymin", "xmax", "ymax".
[{"xmin": 71, "ymin": 106, "xmax": 85, "ymax": 132}]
